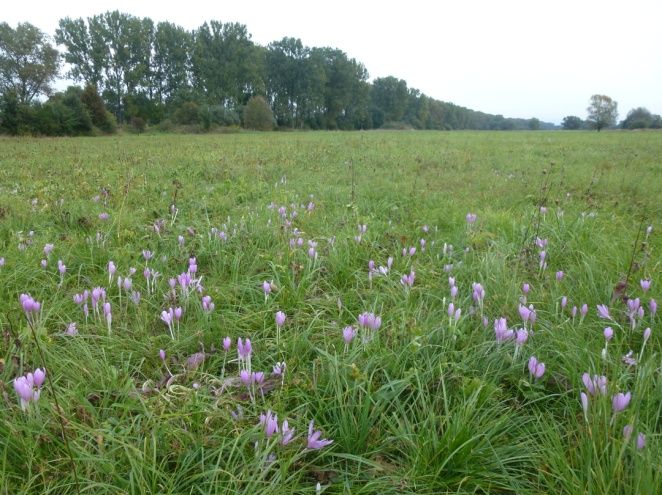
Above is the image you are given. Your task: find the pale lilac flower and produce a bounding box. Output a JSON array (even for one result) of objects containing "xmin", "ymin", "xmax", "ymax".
[
  {"xmin": 66, "ymin": 322, "xmax": 78, "ymax": 336},
  {"xmin": 582, "ymin": 373, "xmax": 607, "ymax": 396},
  {"xmin": 556, "ymin": 271, "xmax": 564, "ymax": 281},
  {"xmin": 580, "ymin": 304, "xmax": 588, "ymax": 318},
  {"xmin": 307, "ymin": 420, "xmax": 333, "ymax": 449},
  {"xmin": 494, "ymin": 318, "xmax": 514, "ymax": 342},
  {"xmin": 281, "ymin": 420, "xmax": 295, "ymax": 445},
  {"xmin": 272, "ymin": 362, "xmax": 286, "ymax": 376},
  {"xmin": 472, "ymin": 282, "xmax": 485, "ymax": 302},
  {"xmin": 597, "ymin": 304, "xmax": 611, "ymax": 320},
  {"xmin": 40, "ymin": 259, "xmax": 48, "ymax": 268},
  {"xmin": 0, "ymin": 257, "xmax": 4, "ymax": 266},
  {"xmin": 202, "ymin": 295, "xmax": 215, "ymax": 313},
  {"xmin": 581, "ymin": 392, "xmax": 589, "ymax": 416},
  {"xmin": 275, "ymin": 311, "xmax": 286, "ymax": 327},
  {"xmin": 540, "ymin": 206, "xmax": 547, "ymax": 214},
  {"xmin": 612, "ymin": 392, "xmax": 631, "ymax": 413},
  {"xmin": 539, "ymin": 251, "xmax": 547, "ymax": 270},
  {"xmin": 650, "ymin": 299, "xmax": 657, "ymax": 316},
  {"xmin": 453, "ymin": 308, "xmax": 462, "ymax": 321},
  {"xmin": 561, "ymin": 296, "xmax": 568, "ymax": 309},
  {"xmin": 422, "ymin": 225, "xmax": 429, "ymax": 233},
  {"xmin": 622, "ymin": 351, "xmax": 637, "ymax": 367},
  {"xmin": 57, "ymin": 260, "xmax": 66, "ymax": 275},
  {"xmin": 400, "ymin": 271, "xmax": 415, "ymax": 288},
  {"xmin": 643, "ymin": 327, "xmax": 651, "ymax": 342},
  {"xmin": 603, "ymin": 327, "xmax": 614, "ymax": 341},
  {"xmin": 131, "ymin": 291, "xmax": 141, "ymax": 305},
  {"xmin": 640, "ymin": 279, "xmax": 651, "ymax": 292},
  {"xmin": 237, "ymin": 338, "xmax": 252, "ymax": 359},
  {"xmin": 262, "ymin": 281, "xmax": 272, "ymax": 297},
  {"xmin": 142, "ymin": 250, "xmax": 153, "ymax": 261},
  {"xmin": 450, "ymin": 286, "xmax": 458, "ymax": 298},
  {"xmin": 528, "ymin": 356, "xmax": 545, "ymax": 379},
  {"xmin": 519, "ymin": 304, "xmax": 532, "ymax": 323},
  {"xmin": 636, "ymin": 433, "xmax": 646, "ymax": 449},
  {"xmin": 223, "ymin": 336, "xmax": 231, "ymax": 351},
  {"xmin": 535, "ymin": 237, "xmax": 548, "ymax": 249},
  {"xmin": 99, "ymin": 212, "xmax": 109, "ymax": 221},
  {"xmin": 174, "ymin": 307, "xmax": 183, "ymax": 321},
  {"xmin": 515, "ymin": 328, "xmax": 528, "ymax": 345},
  {"xmin": 253, "ymin": 372, "xmax": 265, "ymax": 387},
  {"xmin": 240, "ymin": 369, "xmax": 251, "ymax": 387},
  {"xmin": 571, "ymin": 306, "xmax": 578, "ymax": 318},
  {"xmin": 33, "ymin": 368, "xmax": 46, "ymax": 388},
  {"xmin": 14, "ymin": 376, "xmax": 35, "ymax": 410},
  {"xmin": 465, "ymin": 213, "xmax": 477, "ymax": 224},
  {"xmin": 43, "ymin": 243, "xmax": 54, "ymax": 256},
  {"xmin": 343, "ymin": 326, "xmax": 356, "ymax": 344},
  {"xmin": 482, "ymin": 316, "xmax": 489, "ymax": 328},
  {"xmin": 522, "ymin": 283, "xmax": 530, "ymax": 295},
  {"xmin": 178, "ymin": 235, "xmax": 185, "ymax": 248},
  {"xmin": 447, "ymin": 303, "xmax": 455, "ymax": 318}
]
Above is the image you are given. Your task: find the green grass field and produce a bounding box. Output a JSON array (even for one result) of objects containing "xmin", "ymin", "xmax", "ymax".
[{"xmin": 0, "ymin": 130, "xmax": 660, "ymax": 494}]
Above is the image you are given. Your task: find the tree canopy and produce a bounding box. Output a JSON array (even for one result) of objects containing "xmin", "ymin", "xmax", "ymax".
[
  {"xmin": 586, "ymin": 95, "xmax": 618, "ymax": 131},
  {"xmin": 0, "ymin": 22, "xmax": 59, "ymax": 104}
]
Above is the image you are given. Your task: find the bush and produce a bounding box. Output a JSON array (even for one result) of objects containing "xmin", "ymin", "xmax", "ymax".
[
  {"xmin": 81, "ymin": 84, "xmax": 117, "ymax": 133},
  {"xmin": 242, "ymin": 96, "xmax": 274, "ymax": 131},
  {"xmin": 129, "ymin": 117, "xmax": 146, "ymax": 133},
  {"xmin": 173, "ymin": 102, "xmax": 200, "ymax": 125}
]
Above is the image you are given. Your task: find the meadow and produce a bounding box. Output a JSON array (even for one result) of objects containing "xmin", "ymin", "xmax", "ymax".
[{"xmin": 0, "ymin": 130, "xmax": 660, "ymax": 494}]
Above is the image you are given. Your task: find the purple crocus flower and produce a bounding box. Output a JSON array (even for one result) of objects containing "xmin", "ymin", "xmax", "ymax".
[
  {"xmin": 528, "ymin": 356, "xmax": 545, "ymax": 379},
  {"xmin": 450, "ymin": 286, "xmax": 458, "ymax": 298},
  {"xmin": 275, "ymin": 311, "xmax": 286, "ymax": 327},
  {"xmin": 597, "ymin": 304, "xmax": 611, "ymax": 320},
  {"xmin": 561, "ymin": 296, "xmax": 568, "ymax": 309},
  {"xmin": 515, "ymin": 328, "xmax": 528, "ymax": 345},
  {"xmin": 239, "ymin": 369, "xmax": 251, "ymax": 387},
  {"xmin": 14, "ymin": 376, "xmax": 35, "ymax": 410},
  {"xmin": 612, "ymin": 392, "xmax": 631, "ymax": 413},
  {"xmin": 223, "ymin": 336, "xmax": 231, "ymax": 352},
  {"xmin": 343, "ymin": 326, "xmax": 356, "ymax": 344},
  {"xmin": 494, "ymin": 317, "xmax": 513, "ymax": 342},
  {"xmin": 649, "ymin": 299, "xmax": 657, "ymax": 316},
  {"xmin": 636, "ymin": 433, "xmax": 646, "ymax": 449},
  {"xmin": 640, "ymin": 279, "xmax": 651, "ymax": 292},
  {"xmin": 582, "ymin": 373, "xmax": 607, "ymax": 396},
  {"xmin": 556, "ymin": 271, "xmax": 564, "ymax": 281},
  {"xmin": 580, "ymin": 304, "xmax": 588, "ymax": 318},
  {"xmin": 307, "ymin": 420, "xmax": 333, "ymax": 449},
  {"xmin": 603, "ymin": 327, "xmax": 614, "ymax": 341},
  {"xmin": 643, "ymin": 327, "xmax": 651, "ymax": 342},
  {"xmin": 472, "ymin": 283, "xmax": 484, "ymax": 302},
  {"xmin": 237, "ymin": 338, "xmax": 252, "ymax": 359},
  {"xmin": 99, "ymin": 212, "xmax": 109, "ymax": 221},
  {"xmin": 281, "ymin": 420, "xmax": 295, "ymax": 445},
  {"xmin": 202, "ymin": 295, "xmax": 214, "ymax": 313},
  {"xmin": 262, "ymin": 281, "xmax": 272, "ymax": 296},
  {"xmin": 580, "ymin": 392, "xmax": 589, "ymax": 415},
  {"xmin": 33, "ymin": 368, "xmax": 46, "ymax": 388},
  {"xmin": 522, "ymin": 283, "xmax": 530, "ymax": 295},
  {"xmin": 159, "ymin": 349, "xmax": 166, "ymax": 361},
  {"xmin": 465, "ymin": 213, "xmax": 477, "ymax": 224},
  {"xmin": 43, "ymin": 243, "xmax": 54, "ymax": 256}
]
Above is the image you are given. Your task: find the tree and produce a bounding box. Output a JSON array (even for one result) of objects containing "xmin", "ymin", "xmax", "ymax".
[
  {"xmin": 561, "ymin": 115, "xmax": 583, "ymax": 130},
  {"xmin": 243, "ymin": 95, "xmax": 273, "ymax": 130},
  {"xmin": 527, "ymin": 118, "xmax": 540, "ymax": 130},
  {"xmin": 0, "ymin": 22, "xmax": 59, "ymax": 104},
  {"xmin": 620, "ymin": 107, "xmax": 660, "ymax": 129},
  {"xmin": 586, "ymin": 94, "xmax": 618, "ymax": 131}
]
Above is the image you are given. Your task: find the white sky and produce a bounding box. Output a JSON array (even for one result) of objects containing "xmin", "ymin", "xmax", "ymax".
[{"xmin": 4, "ymin": 0, "xmax": 662, "ymax": 124}]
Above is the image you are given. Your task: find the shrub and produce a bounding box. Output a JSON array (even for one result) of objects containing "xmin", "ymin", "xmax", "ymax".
[{"xmin": 242, "ymin": 96, "xmax": 274, "ymax": 131}]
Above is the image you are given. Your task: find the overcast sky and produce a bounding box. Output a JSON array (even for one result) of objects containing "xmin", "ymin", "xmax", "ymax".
[{"xmin": 5, "ymin": 0, "xmax": 662, "ymax": 124}]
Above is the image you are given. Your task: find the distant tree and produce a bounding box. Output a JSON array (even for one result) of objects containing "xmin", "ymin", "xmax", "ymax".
[
  {"xmin": 561, "ymin": 115, "xmax": 583, "ymax": 130},
  {"xmin": 620, "ymin": 107, "xmax": 658, "ymax": 129},
  {"xmin": 371, "ymin": 76, "xmax": 409, "ymax": 125},
  {"xmin": 243, "ymin": 95, "xmax": 273, "ymax": 130},
  {"xmin": 586, "ymin": 94, "xmax": 618, "ymax": 131},
  {"xmin": 80, "ymin": 84, "xmax": 116, "ymax": 133},
  {"xmin": 527, "ymin": 118, "xmax": 540, "ymax": 130},
  {"xmin": 0, "ymin": 22, "xmax": 60, "ymax": 104}
]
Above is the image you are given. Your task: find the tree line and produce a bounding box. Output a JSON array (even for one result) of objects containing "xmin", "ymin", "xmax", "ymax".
[{"xmin": 1, "ymin": 13, "xmax": 559, "ymax": 135}]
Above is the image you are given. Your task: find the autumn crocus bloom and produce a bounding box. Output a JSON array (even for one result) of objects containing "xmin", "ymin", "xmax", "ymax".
[
  {"xmin": 465, "ymin": 213, "xmax": 477, "ymax": 224},
  {"xmin": 556, "ymin": 271, "xmax": 564, "ymax": 281},
  {"xmin": 343, "ymin": 326, "xmax": 356, "ymax": 344},
  {"xmin": 223, "ymin": 336, "xmax": 231, "ymax": 351},
  {"xmin": 636, "ymin": 433, "xmax": 646, "ymax": 449},
  {"xmin": 649, "ymin": 299, "xmax": 657, "ymax": 316},
  {"xmin": 580, "ymin": 392, "xmax": 589, "ymax": 416},
  {"xmin": 281, "ymin": 420, "xmax": 295, "ymax": 445},
  {"xmin": 528, "ymin": 356, "xmax": 545, "ymax": 379},
  {"xmin": 597, "ymin": 304, "xmax": 611, "ymax": 320},
  {"xmin": 275, "ymin": 311, "xmax": 286, "ymax": 327},
  {"xmin": 307, "ymin": 420, "xmax": 333, "ymax": 449},
  {"xmin": 582, "ymin": 373, "xmax": 607, "ymax": 396},
  {"xmin": 237, "ymin": 338, "xmax": 252, "ymax": 359},
  {"xmin": 612, "ymin": 392, "xmax": 631, "ymax": 413},
  {"xmin": 623, "ymin": 424, "xmax": 634, "ymax": 441},
  {"xmin": 522, "ymin": 283, "xmax": 530, "ymax": 295},
  {"xmin": 640, "ymin": 279, "xmax": 651, "ymax": 292},
  {"xmin": 603, "ymin": 327, "xmax": 614, "ymax": 341}
]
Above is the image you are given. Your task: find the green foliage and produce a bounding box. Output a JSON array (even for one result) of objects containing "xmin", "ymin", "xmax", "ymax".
[
  {"xmin": 242, "ymin": 95, "xmax": 273, "ymax": 130},
  {"xmin": 173, "ymin": 101, "xmax": 200, "ymax": 125},
  {"xmin": 0, "ymin": 22, "xmax": 60, "ymax": 104},
  {"xmin": 586, "ymin": 94, "xmax": 618, "ymax": 131},
  {"xmin": 621, "ymin": 107, "xmax": 662, "ymax": 130},
  {"xmin": 81, "ymin": 84, "xmax": 117, "ymax": 133},
  {"xmin": 562, "ymin": 115, "xmax": 584, "ymax": 130}
]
